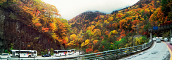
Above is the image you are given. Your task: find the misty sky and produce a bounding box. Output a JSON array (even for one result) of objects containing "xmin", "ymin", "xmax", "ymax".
[{"xmin": 42, "ymin": 0, "xmax": 139, "ymax": 20}]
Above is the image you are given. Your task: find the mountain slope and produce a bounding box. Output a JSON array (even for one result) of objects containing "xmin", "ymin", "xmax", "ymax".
[
  {"xmin": 68, "ymin": 0, "xmax": 162, "ymax": 53},
  {"xmin": 0, "ymin": 0, "xmax": 69, "ymax": 54}
]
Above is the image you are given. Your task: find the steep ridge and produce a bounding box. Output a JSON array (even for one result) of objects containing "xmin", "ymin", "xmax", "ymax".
[{"xmin": 68, "ymin": 0, "xmax": 162, "ymax": 53}]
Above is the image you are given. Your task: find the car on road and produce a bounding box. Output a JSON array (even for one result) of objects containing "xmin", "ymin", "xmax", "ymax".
[
  {"xmin": 170, "ymin": 38, "xmax": 172, "ymax": 45},
  {"xmin": 153, "ymin": 37, "xmax": 156, "ymax": 41},
  {"xmin": 159, "ymin": 37, "xmax": 163, "ymax": 41},
  {"xmin": 164, "ymin": 38, "xmax": 168, "ymax": 42},
  {"xmin": 0, "ymin": 53, "xmax": 11, "ymax": 59},
  {"xmin": 156, "ymin": 38, "xmax": 161, "ymax": 43},
  {"xmin": 42, "ymin": 54, "xmax": 51, "ymax": 57}
]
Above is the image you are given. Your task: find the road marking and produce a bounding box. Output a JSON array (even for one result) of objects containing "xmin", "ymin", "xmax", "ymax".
[{"xmin": 163, "ymin": 42, "xmax": 172, "ymax": 60}]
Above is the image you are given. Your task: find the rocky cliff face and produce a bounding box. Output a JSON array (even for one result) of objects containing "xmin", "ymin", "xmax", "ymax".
[
  {"xmin": 0, "ymin": 6, "xmax": 62, "ymax": 54},
  {"xmin": 0, "ymin": 9, "xmax": 5, "ymax": 53}
]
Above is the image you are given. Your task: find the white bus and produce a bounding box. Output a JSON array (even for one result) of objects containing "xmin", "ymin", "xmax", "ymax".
[
  {"xmin": 54, "ymin": 50, "xmax": 70, "ymax": 57},
  {"xmin": 69, "ymin": 49, "xmax": 76, "ymax": 55},
  {"xmin": 11, "ymin": 50, "xmax": 37, "ymax": 58}
]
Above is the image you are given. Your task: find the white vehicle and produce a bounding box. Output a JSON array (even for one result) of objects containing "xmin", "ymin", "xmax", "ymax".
[
  {"xmin": 71, "ymin": 49, "xmax": 76, "ymax": 54},
  {"xmin": 68, "ymin": 49, "xmax": 76, "ymax": 55},
  {"xmin": 153, "ymin": 37, "xmax": 156, "ymax": 41},
  {"xmin": 164, "ymin": 38, "xmax": 168, "ymax": 42},
  {"xmin": 170, "ymin": 38, "xmax": 172, "ymax": 45},
  {"xmin": 159, "ymin": 37, "xmax": 163, "ymax": 41},
  {"xmin": 54, "ymin": 50, "xmax": 70, "ymax": 57},
  {"xmin": 0, "ymin": 53, "xmax": 11, "ymax": 59},
  {"xmin": 156, "ymin": 38, "xmax": 161, "ymax": 43},
  {"xmin": 11, "ymin": 50, "xmax": 37, "ymax": 58}
]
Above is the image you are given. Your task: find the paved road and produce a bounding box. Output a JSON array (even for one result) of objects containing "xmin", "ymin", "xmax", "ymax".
[
  {"xmin": 120, "ymin": 41, "xmax": 170, "ymax": 60},
  {"xmin": 164, "ymin": 42, "xmax": 172, "ymax": 60}
]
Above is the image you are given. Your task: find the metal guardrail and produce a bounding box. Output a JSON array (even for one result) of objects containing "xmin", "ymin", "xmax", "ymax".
[
  {"xmin": 75, "ymin": 40, "xmax": 153, "ymax": 60},
  {"xmin": 0, "ymin": 40, "xmax": 153, "ymax": 60}
]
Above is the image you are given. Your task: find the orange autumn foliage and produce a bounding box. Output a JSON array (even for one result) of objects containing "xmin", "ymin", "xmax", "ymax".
[
  {"xmin": 104, "ymin": 31, "xmax": 109, "ymax": 35},
  {"xmin": 117, "ymin": 29, "xmax": 126, "ymax": 41},
  {"xmin": 62, "ymin": 39, "xmax": 67, "ymax": 44},
  {"xmin": 86, "ymin": 48, "xmax": 93, "ymax": 53},
  {"xmin": 42, "ymin": 27, "xmax": 49, "ymax": 32},
  {"xmin": 35, "ymin": 23, "xmax": 42, "ymax": 27},
  {"xmin": 132, "ymin": 20, "xmax": 140, "ymax": 25},
  {"xmin": 117, "ymin": 14, "xmax": 122, "ymax": 18},
  {"xmin": 49, "ymin": 23, "xmax": 57, "ymax": 31},
  {"xmin": 93, "ymin": 40, "xmax": 98, "ymax": 45},
  {"xmin": 94, "ymin": 50, "xmax": 99, "ymax": 53}
]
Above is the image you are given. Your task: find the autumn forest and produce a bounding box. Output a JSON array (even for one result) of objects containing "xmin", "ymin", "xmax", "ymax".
[{"xmin": 0, "ymin": 0, "xmax": 172, "ymax": 55}]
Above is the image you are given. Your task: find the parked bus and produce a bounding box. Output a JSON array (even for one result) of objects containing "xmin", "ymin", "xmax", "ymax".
[
  {"xmin": 54, "ymin": 50, "xmax": 70, "ymax": 57},
  {"xmin": 70, "ymin": 49, "xmax": 76, "ymax": 54},
  {"xmin": 11, "ymin": 50, "xmax": 37, "ymax": 58}
]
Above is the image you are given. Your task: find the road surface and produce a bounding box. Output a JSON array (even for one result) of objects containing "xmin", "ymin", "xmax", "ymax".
[
  {"xmin": 120, "ymin": 41, "xmax": 170, "ymax": 60},
  {"xmin": 165, "ymin": 42, "xmax": 172, "ymax": 60}
]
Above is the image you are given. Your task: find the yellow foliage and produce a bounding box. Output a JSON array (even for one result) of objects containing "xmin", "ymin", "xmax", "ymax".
[
  {"xmin": 108, "ymin": 17, "xmax": 114, "ymax": 22},
  {"xmin": 70, "ymin": 34, "xmax": 77, "ymax": 40},
  {"xmin": 118, "ymin": 38, "xmax": 122, "ymax": 41},
  {"xmin": 108, "ymin": 30, "xmax": 118, "ymax": 38},
  {"xmin": 64, "ymin": 37, "xmax": 68, "ymax": 43},
  {"xmin": 111, "ymin": 30, "xmax": 118, "ymax": 35},
  {"xmin": 119, "ymin": 19, "xmax": 127, "ymax": 25},
  {"xmin": 93, "ymin": 29, "xmax": 101, "ymax": 36},
  {"xmin": 49, "ymin": 23, "xmax": 57, "ymax": 32},
  {"xmin": 85, "ymin": 39, "xmax": 90, "ymax": 45},
  {"xmin": 135, "ymin": 37, "xmax": 142, "ymax": 45},
  {"xmin": 87, "ymin": 25, "xmax": 95, "ymax": 30},
  {"xmin": 67, "ymin": 40, "xmax": 75, "ymax": 46},
  {"xmin": 58, "ymin": 40, "xmax": 63, "ymax": 43},
  {"xmin": 100, "ymin": 15, "xmax": 104, "ymax": 18},
  {"xmin": 104, "ymin": 20, "xmax": 109, "ymax": 24},
  {"xmin": 51, "ymin": 33, "xmax": 59, "ymax": 40},
  {"xmin": 81, "ymin": 42, "xmax": 85, "ymax": 48},
  {"xmin": 32, "ymin": 17, "xmax": 40, "ymax": 24}
]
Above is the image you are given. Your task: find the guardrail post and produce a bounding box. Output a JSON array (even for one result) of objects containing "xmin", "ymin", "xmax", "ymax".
[
  {"xmin": 125, "ymin": 47, "xmax": 129, "ymax": 56},
  {"xmin": 127, "ymin": 47, "xmax": 132, "ymax": 55},
  {"xmin": 103, "ymin": 51, "xmax": 111, "ymax": 60},
  {"xmin": 114, "ymin": 50, "xmax": 118, "ymax": 59},
  {"xmin": 107, "ymin": 51, "xmax": 112, "ymax": 59},
  {"xmin": 133, "ymin": 46, "xmax": 137, "ymax": 53},
  {"xmin": 78, "ymin": 55, "xmax": 85, "ymax": 60},
  {"xmin": 143, "ymin": 43, "xmax": 146, "ymax": 50},
  {"xmin": 108, "ymin": 50, "xmax": 116, "ymax": 60},
  {"xmin": 89, "ymin": 53, "xmax": 97, "ymax": 60},
  {"xmin": 84, "ymin": 54, "xmax": 90, "ymax": 60},
  {"xmin": 138, "ymin": 45, "xmax": 142, "ymax": 51},
  {"xmin": 96, "ymin": 52, "xmax": 104, "ymax": 60},
  {"xmin": 116, "ymin": 49, "xmax": 121, "ymax": 59},
  {"xmin": 101, "ymin": 52, "xmax": 106, "ymax": 60},
  {"xmin": 120, "ymin": 48, "xmax": 127, "ymax": 57}
]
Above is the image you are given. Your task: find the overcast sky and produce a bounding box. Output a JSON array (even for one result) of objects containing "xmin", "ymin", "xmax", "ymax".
[{"xmin": 42, "ymin": 0, "xmax": 139, "ymax": 20}]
